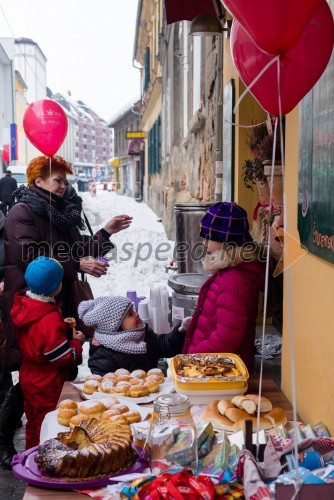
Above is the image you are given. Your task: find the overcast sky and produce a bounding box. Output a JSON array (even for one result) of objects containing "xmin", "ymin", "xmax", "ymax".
[{"xmin": 0, "ymin": 0, "xmax": 141, "ymax": 121}]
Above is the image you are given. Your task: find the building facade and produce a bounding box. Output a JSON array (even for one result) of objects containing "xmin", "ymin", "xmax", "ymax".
[
  {"xmin": 134, "ymin": 1, "xmax": 219, "ymax": 239},
  {"xmin": 108, "ymin": 100, "xmax": 141, "ymax": 197}
]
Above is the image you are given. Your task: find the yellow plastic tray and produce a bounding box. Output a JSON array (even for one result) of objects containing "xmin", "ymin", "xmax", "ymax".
[{"xmin": 171, "ymin": 353, "xmax": 249, "ymax": 391}]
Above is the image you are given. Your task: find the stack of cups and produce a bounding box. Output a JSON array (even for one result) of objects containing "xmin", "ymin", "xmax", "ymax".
[
  {"xmin": 149, "ymin": 285, "xmax": 171, "ymax": 334},
  {"xmin": 138, "ymin": 300, "xmax": 150, "ymax": 328}
]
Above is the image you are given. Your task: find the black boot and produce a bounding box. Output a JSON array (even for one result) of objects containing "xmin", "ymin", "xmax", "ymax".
[{"xmin": 0, "ymin": 383, "xmax": 24, "ymax": 469}]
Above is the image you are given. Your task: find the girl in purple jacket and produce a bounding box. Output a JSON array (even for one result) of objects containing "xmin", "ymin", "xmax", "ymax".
[{"xmin": 182, "ymin": 202, "xmax": 265, "ymax": 373}]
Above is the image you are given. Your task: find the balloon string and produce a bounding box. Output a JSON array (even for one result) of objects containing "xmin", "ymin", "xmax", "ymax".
[
  {"xmin": 233, "ymin": 56, "xmax": 279, "ymax": 115},
  {"xmin": 276, "ymin": 58, "xmax": 300, "ymax": 481},
  {"xmin": 254, "ymin": 119, "xmax": 277, "ymax": 459},
  {"xmin": 49, "ymin": 157, "xmax": 53, "ymax": 257},
  {"xmin": 223, "ymin": 118, "xmax": 267, "ymax": 128}
]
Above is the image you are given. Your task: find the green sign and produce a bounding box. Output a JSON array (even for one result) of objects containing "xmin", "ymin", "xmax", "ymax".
[{"xmin": 298, "ymin": 46, "xmax": 334, "ymax": 264}]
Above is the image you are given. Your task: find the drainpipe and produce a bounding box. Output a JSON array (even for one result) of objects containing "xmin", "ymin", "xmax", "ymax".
[
  {"xmin": 214, "ymin": 36, "xmax": 223, "ymax": 202},
  {"xmin": 212, "ymin": 0, "xmax": 224, "ymax": 202}
]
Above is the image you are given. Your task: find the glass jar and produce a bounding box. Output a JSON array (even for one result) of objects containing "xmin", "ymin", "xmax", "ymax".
[{"xmin": 148, "ymin": 394, "xmax": 198, "ymax": 475}]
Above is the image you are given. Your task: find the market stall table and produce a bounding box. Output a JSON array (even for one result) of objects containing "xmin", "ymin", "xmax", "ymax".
[{"xmin": 22, "ymin": 376, "xmax": 295, "ymax": 499}]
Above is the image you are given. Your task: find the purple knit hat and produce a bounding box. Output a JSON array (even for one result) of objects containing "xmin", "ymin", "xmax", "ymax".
[{"xmin": 200, "ymin": 202, "xmax": 252, "ymax": 245}]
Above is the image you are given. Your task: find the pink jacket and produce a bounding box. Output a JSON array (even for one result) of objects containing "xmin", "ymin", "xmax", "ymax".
[{"xmin": 182, "ymin": 261, "xmax": 265, "ymax": 373}]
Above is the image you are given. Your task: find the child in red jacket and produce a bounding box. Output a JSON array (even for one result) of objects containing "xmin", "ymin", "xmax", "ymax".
[{"xmin": 11, "ymin": 257, "xmax": 85, "ymax": 449}]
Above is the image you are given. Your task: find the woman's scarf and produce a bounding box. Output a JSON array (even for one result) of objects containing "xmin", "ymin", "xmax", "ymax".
[
  {"xmin": 15, "ymin": 185, "xmax": 85, "ymax": 232},
  {"xmin": 94, "ymin": 326, "xmax": 147, "ymax": 355}
]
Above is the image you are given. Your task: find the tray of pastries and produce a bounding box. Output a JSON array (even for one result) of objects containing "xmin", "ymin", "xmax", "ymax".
[
  {"xmin": 171, "ymin": 354, "xmax": 249, "ymax": 392},
  {"xmin": 75, "ymin": 368, "xmax": 175, "ymax": 403}
]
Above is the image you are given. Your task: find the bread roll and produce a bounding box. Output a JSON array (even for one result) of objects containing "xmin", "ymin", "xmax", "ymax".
[
  {"xmin": 144, "ymin": 379, "xmax": 159, "ymax": 393},
  {"xmin": 85, "ymin": 374, "xmax": 103, "ymax": 382},
  {"xmin": 129, "ymin": 377, "xmax": 145, "ymax": 386},
  {"xmin": 232, "ymin": 395, "xmax": 256, "ymax": 414},
  {"xmin": 57, "ymin": 409, "xmax": 77, "ymax": 426},
  {"xmin": 263, "ymin": 407, "xmax": 287, "ymax": 426},
  {"xmin": 115, "ymin": 374, "xmax": 131, "ymax": 383},
  {"xmin": 233, "ymin": 417, "xmax": 273, "ymax": 432},
  {"xmin": 79, "ymin": 401, "xmax": 106, "ymax": 419},
  {"xmin": 101, "ymin": 397, "xmax": 119, "ymax": 409},
  {"xmin": 123, "ymin": 411, "xmax": 141, "ymax": 424},
  {"xmin": 113, "ymin": 404, "xmax": 129, "ymax": 414},
  {"xmin": 83, "ymin": 380, "xmax": 100, "ymax": 395},
  {"xmin": 129, "ymin": 384, "xmax": 149, "ymax": 398},
  {"xmin": 69, "ymin": 414, "xmax": 89, "ymax": 428},
  {"xmin": 203, "ymin": 400, "xmax": 235, "ymax": 431},
  {"xmin": 99, "ymin": 379, "xmax": 116, "ymax": 393},
  {"xmin": 114, "ymin": 368, "xmax": 131, "ymax": 376},
  {"xmin": 58, "ymin": 399, "xmax": 78, "ymax": 412},
  {"xmin": 109, "ymin": 414, "xmax": 128, "ymax": 425},
  {"xmin": 147, "ymin": 368, "xmax": 164, "ymax": 383},
  {"xmin": 130, "ymin": 369, "xmax": 147, "ymax": 380},
  {"xmin": 146, "ymin": 375, "xmax": 162, "ymax": 385},
  {"xmin": 101, "ymin": 409, "xmax": 121, "ymax": 420},
  {"xmin": 112, "ymin": 386, "xmax": 130, "ymax": 396},
  {"xmin": 217, "ymin": 399, "xmax": 235, "ymax": 416},
  {"xmin": 102, "ymin": 373, "xmax": 118, "ymax": 381},
  {"xmin": 224, "ymin": 407, "xmax": 250, "ymax": 423},
  {"xmin": 245, "ymin": 395, "xmax": 272, "ymax": 413}
]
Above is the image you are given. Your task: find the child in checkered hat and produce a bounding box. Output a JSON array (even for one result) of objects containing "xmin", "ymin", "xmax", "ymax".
[
  {"xmin": 79, "ymin": 296, "xmax": 189, "ymax": 375},
  {"xmin": 182, "ymin": 202, "xmax": 265, "ymax": 373}
]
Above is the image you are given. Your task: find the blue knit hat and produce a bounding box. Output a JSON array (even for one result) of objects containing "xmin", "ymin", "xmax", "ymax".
[
  {"xmin": 24, "ymin": 257, "xmax": 64, "ymax": 296},
  {"xmin": 200, "ymin": 202, "xmax": 252, "ymax": 245}
]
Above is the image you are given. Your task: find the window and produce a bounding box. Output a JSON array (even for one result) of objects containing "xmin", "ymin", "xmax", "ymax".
[
  {"xmin": 144, "ymin": 47, "xmax": 150, "ymax": 92},
  {"xmin": 192, "ymin": 37, "xmax": 201, "ymax": 113},
  {"xmin": 148, "ymin": 115, "xmax": 161, "ymax": 175}
]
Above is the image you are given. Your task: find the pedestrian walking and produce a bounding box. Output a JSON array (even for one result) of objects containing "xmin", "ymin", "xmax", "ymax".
[
  {"xmin": 182, "ymin": 202, "xmax": 265, "ymax": 373},
  {"xmin": 0, "ymin": 171, "xmax": 17, "ymax": 215}
]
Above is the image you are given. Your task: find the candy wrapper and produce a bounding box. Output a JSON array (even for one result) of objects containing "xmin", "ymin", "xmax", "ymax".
[
  {"xmin": 198, "ymin": 432, "xmax": 235, "ymax": 477},
  {"xmin": 313, "ymin": 421, "xmax": 331, "ymax": 438}
]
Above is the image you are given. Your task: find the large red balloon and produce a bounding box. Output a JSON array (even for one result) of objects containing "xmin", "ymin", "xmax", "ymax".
[
  {"xmin": 23, "ymin": 99, "xmax": 68, "ymax": 157},
  {"xmin": 222, "ymin": 0, "xmax": 321, "ymax": 55},
  {"xmin": 231, "ymin": 0, "xmax": 334, "ymax": 116}
]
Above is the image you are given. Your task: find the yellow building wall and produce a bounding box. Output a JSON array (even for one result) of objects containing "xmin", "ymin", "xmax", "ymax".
[
  {"xmin": 282, "ymin": 108, "xmax": 334, "ymax": 435},
  {"xmin": 223, "ymin": 32, "xmax": 334, "ymax": 432}
]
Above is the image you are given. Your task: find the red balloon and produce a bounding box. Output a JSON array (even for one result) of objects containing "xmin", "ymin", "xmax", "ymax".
[
  {"xmin": 231, "ymin": 0, "xmax": 334, "ymax": 116},
  {"xmin": 23, "ymin": 99, "xmax": 68, "ymax": 157},
  {"xmin": 222, "ymin": 0, "xmax": 321, "ymax": 55}
]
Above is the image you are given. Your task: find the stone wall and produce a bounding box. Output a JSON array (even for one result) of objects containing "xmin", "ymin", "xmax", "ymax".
[{"xmin": 147, "ymin": 23, "xmax": 218, "ymax": 240}]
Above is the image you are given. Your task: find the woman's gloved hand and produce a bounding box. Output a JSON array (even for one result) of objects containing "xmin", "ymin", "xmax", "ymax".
[{"xmin": 178, "ymin": 316, "xmax": 192, "ymax": 333}]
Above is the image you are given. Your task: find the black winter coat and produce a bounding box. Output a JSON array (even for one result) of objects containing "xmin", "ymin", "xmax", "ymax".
[
  {"xmin": 2, "ymin": 186, "xmax": 113, "ymax": 370},
  {"xmin": 88, "ymin": 324, "xmax": 185, "ymax": 375},
  {"xmin": 0, "ymin": 175, "xmax": 17, "ymax": 205}
]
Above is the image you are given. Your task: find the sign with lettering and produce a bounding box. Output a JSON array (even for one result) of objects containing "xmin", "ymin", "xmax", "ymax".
[
  {"xmin": 126, "ymin": 131, "xmax": 146, "ymax": 139},
  {"xmin": 298, "ymin": 44, "xmax": 334, "ymax": 264}
]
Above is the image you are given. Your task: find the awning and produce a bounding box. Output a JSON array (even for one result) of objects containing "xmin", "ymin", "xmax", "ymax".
[
  {"xmin": 164, "ymin": 0, "xmax": 217, "ymax": 24},
  {"xmin": 108, "ymin": 157, "xmax": 121, "ymax": 167}
]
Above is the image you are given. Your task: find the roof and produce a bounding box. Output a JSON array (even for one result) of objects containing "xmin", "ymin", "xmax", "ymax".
[{"xmin": 15, "ymin": 37, "xmax": 47, "ymax": 61}]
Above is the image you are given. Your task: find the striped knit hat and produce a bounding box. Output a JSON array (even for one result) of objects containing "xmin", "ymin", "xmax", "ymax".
[{"xmin": 200, "ymin": 202, "xmax": 252, "ymax": 245}]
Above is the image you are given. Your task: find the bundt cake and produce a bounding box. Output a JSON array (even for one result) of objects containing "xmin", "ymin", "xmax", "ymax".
[{"xmin": 35, "ymin": 418, "xmax": 137, "ymax": 479}]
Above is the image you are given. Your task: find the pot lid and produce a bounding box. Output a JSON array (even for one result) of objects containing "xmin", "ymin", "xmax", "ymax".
[{"xmin": 168, "ymin": 273, "xmax": 209, "ymax": 293}]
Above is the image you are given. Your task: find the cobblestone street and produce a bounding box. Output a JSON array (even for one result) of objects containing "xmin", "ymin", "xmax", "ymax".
[{"xmin": 0, "ymin": 416, "xmax": 26, "ymax": 499}]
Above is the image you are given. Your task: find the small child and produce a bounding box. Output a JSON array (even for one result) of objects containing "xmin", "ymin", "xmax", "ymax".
[
  {"xmin": 79, "ymin": 296, "xmax": 190, "ymax": 375},
  {"xmin": 11, "ymin": 256, "xmax": 85, "ymax": 449}
]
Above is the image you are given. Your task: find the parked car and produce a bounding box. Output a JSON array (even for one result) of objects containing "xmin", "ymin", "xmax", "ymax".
[{"xmin": 7, "ymin": 165, "xmax": 28, "ymax": 187}]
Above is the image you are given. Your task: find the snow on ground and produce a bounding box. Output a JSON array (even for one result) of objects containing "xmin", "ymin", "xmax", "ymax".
[
  {"xmin": 78, "ymin": 189, "xmax": 175, "ymax": 378},
  {"xmin": 82, "ymin": 190, "xmax": 174, "ymax": 298}
]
